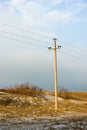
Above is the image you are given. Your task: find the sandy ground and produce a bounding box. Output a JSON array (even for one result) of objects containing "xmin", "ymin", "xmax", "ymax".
[{"xmin": 0, "ymin": 91, "xmax": 87, "ymax": 129}]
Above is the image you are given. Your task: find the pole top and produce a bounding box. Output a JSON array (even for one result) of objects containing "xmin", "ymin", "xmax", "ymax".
[{"xmin": 53, "ymin": 38, "xmax": 57, "ymax": 41}]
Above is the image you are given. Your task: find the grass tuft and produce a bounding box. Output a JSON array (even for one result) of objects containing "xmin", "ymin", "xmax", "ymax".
[{"xmin": 0, "ymin": 83, "xmax": 43, "ymax": 97}]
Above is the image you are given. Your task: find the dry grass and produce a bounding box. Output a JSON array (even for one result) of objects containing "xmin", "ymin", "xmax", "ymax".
[
  {"xmin": 0, "ymin": 86, "xmax": 87, "ymax": 120},
  {"xmin": 0, "ymin": 98, "xmax": 87, "ymax": 120},
  {"xmin": 45, "ymin": 90, "xmax": 87, "ymax": 100},
  {"xmin": 59, "ymin": 91, "xmax": 87, "ymax": 101},
  {"xmin": 0, "ymin": 83, "xmax": 43, "ymax": 97}
]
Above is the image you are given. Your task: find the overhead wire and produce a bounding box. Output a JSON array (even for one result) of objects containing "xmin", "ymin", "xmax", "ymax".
[
  {"xmin": 56, "ymin": 39, "xmax": 87, "ymax": 61},
  {"xmin": 59, "ymin": 47, "xmax": 87, "ymax": 61},
  {"xmin": 62, "ymin": 45, "xmax": 87, "ymax": 57},
  {"xmin": 0, "ymin": 34, "xmax": 87, "ymax": 61},
  {"xmin": 0, "ymin": 22, "xmax": 53, "ymax": 48},
  {"xmin": 60, "ymin": 51, "xmax": 87, "ymax": 61},
  {"xmin": 0, "ymin": 22, "xmax": 87, "ymax": 61},
  {"xmin": 0, "ymin": 29, "xmax": 51, "ymax": 45},
  {"xmin": 0, "ymin": 22, "xmax": 86, "ymax": 49},
  {"xmin": 0, "ymin": 35, "xmax": 48, "ymax": 48},
  {"xmin": 58, "ymin": 40, "xmax": 87, "ymax": 53},
  {"xmin": 0, "ymin": 22, "xmax": 53, "ymax": 39}
]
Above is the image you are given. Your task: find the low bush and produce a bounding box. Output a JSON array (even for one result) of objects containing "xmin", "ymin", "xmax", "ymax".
[
  {"xmin": 59, "ymin": 91, "xmax": 72, "ymax": 99},
  {"xmin": 0, "ymin": 83, "xmax": 43, "ymax": 97},
  {"xmin": 59, "ymin": 87, "xmax": 80, "ymax": 100}
]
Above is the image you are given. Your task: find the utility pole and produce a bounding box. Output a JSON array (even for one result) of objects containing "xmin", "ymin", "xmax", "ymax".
[{"xmin": 48, "ymin": 38, "xmax": 61, "ymax": 110}]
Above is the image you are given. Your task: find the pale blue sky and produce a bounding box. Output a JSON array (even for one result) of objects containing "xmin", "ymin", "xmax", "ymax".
[{"xmin": 0, "ymin": 0, "xmax": 87, "ymax": 91}]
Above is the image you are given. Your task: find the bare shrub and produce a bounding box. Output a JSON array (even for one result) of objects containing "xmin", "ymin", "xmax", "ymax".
[
  {"xmin": 59, "ymin": 87, "xmax": 72, "ymax": 99},
  {"xmin": 0, "ymin": 83, "xmax": 43, "ymax": 97},
  {"xmin": 59, "ymin": 91, "xmax": 72, "ymax": 99},
  {"xmin": 59, "ymin": 87, "xmax": 82, "ymax": 100}
]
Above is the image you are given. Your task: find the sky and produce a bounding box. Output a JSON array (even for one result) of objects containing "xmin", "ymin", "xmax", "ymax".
[{"xmin": 0, "ymin": 0, "xmax": 87, "ymax": 91}]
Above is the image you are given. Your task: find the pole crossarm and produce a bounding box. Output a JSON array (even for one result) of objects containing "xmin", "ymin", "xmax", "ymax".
[
  {"xmin": 48, "ymin": 45, "xmax": 61, "ymax": 50},
  {"xmin": 48, "ymin": 38, "xmax": 61, "ymax": 110}
]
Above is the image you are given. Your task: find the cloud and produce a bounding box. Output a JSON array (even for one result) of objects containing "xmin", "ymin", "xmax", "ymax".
[
  {"xmin": 46, "ymin": 10, "xmax": 72, "ymax": 24},
  {"xmin": 0, "ymin": 0, "xmax": 87, "ymax": 31},
  {"xmin": 63, "ymin": 0, "xmax": 87, "ymax": 22},
  {"xmin": 52, "ymin": 0, "xmax": 64, "ymax": 5}
]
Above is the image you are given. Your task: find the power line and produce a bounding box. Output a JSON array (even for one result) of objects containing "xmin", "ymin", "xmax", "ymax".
[
  {"xmin": 1, "ymin": 22, "xmax": 86, "ymax": 51},
  {"xmin": 0, "ymin": 29, "xmax": 51, "ymax": 45},
  {"xmin": 1, "ymin": 29, "xmax": 86, "ymax": 57},
  {"xmin": 0, "ymin": 22, "xmax": 53, "ymax": 39},
  {"xmin": 0, "ymin": 30, "xmax": 87, "ymax": 60},
  {"xmin": 0, "ymin": 22, "xmax": 87, "ymax": 60},
  {"xmin": 58, "ymin": 40, "xmax": 87, "ymax": 53},
  {"xmin": 63, "ymin": 45, "xmax": 87, "ymax": 57},
  {"xmin": 0, "ymin": 35, "xmax": 48, "ymax": 48},
  {"xmin": 60, "ymin": 51, "xmax": 87, "ymax": 62},
  {"xmin": 0, "ymin": 36, "xmax": 86, "ymax": 61}
]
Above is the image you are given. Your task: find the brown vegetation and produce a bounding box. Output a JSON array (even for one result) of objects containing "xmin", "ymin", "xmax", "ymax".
[
  {"xmin": 0, "ymin": 83, "xmax": 43, "ymax": 97},
  {"xmin": 59, "ymin": 91, "xmax": 87, "ymax": 100},
  {"xmin": 0, "ymin": 84, "xmax": 87, "ymax": 121}
]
